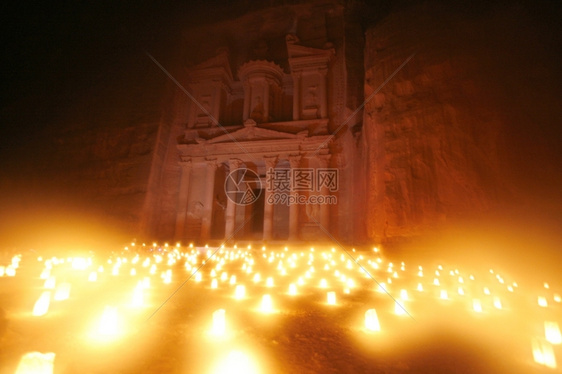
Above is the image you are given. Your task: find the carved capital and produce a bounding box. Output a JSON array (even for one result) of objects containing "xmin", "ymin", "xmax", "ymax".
[
  {"xmin": 180, "ymin": 159, "xmax": 192, "ymax": 170},
  {"xmin": 205, "ymin": 158, "xmax": 218, "ymax": 170},
  {"xmin": 264, "ymin": 155, "xmax": 278, "ymax": 169},
  {"xmin": 228, "ymin": 158, "xmax": 243, "ymax": 170},
  {"xmin": 317, "ymin": 154, "xmax": 331, "ymax": 168},
  {"xmin": 291, "ymin": 71, "xmax": 302, "ymax": 80},
  {"xmin": 288, "ymin": 155, "xmax": 301, "ymax": 169}
]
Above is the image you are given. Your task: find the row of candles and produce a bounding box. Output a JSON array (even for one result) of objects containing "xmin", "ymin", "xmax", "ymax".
[{"xmin": 2, "ymin": 243, "xmax": 561, "ymax": 372}]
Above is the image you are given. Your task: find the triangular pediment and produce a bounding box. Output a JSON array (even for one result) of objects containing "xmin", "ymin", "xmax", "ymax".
[
  {"xmin": 286, "ymin": 34, "xmax": 334, "ymax": 62},
  {"xmin": 207, "ymin": 124, "xmax": 299, "ymax": 144},
  {"xmin": 287, "ymin": 43, "xmax": 334, "ymax": 59},
  {"xmin": 189, "ymin": 50, "xmax": 233, "ymax": 82}
]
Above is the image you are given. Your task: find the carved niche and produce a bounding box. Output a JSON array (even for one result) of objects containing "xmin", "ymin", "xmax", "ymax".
[
  {"xmin": 286, "ymin": 34, "xmax": 334, "ymax": 121},
  {"xmin": 237, "ymin": 60, "xmax": 284, "ymax": 124},
  {"xmin": 187, "ymin": 51, "xmax": 233, "ymax": 128}
]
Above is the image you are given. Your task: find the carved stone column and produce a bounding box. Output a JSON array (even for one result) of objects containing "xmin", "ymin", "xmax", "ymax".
[
  {"xmin": 319, "ymin": 67, "xmax": 328, "ymax": 119},
  {"xmin": 242, "ymin": 81, "xmax": 251, "ymax": 121},
  {"xmin": 200, "ymin": 159, "xmax": 217, "ymax": 242},
  {"xmin": 175, "ymin": 160, "xmax": 192, "ymax": 240},
  {"xmin": 224, "ymin": 158, "xmax": 242, "ymax": 240},
  {"xmin": 288, "ymin": 155, "xmax": 301, "ymax": 241},
  {"xmin": 318, "ymin": 155, "xmax": 331, "ymax": 230},
  {"xmin": 263, "ymin": 82, "xmax": 270, "ymax": 122},
  {"xmin": 292, "ymin": 72, "xmax": 301, "ymax": 120},
  {"xmin": 263, "ymin": 156, "xmax": 278, "ymax": 241}
]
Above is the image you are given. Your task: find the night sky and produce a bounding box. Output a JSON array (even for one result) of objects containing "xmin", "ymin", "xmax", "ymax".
[{"xmin": 1, "ymin": 0, "xmax": 561, "ymax": 250}]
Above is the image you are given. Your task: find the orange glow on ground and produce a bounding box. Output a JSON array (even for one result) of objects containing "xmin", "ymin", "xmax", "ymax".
[{"xmin": 1, "ymin": 242, "xmax": 561, "ymax": 373}]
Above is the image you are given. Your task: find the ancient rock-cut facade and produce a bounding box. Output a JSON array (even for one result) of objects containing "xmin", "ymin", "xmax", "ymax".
[
  {"xmin": 138, "ymin": 0, "xmax": 511, "ymax": 244},
  {"xmin": 142, "ymin": 2, "xmax": 365, "ymax": 243}
]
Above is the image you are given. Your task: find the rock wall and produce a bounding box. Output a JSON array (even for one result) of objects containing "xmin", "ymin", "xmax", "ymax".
[
  {"xmin": 362, "ymin": 1, "xmax": 560, "ymax": 242},
  {"xmin": 5, "ymin": 51, "xmax": 169, "ymax": 240},
  {"xmin": 4, "ymin": 1, "xmax": 558, "ymax": 247}
]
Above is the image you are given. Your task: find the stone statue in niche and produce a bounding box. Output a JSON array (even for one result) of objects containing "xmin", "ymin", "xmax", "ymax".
[
  {"xmin": 305, "ymin": 203, "xmax": 320, "ymax": 223},
  {"xmin": 187, "ymin": 201, "xmax": 204, "ymax": 219},
  {"xmin": 285, "ymin": 33, "xmax": 299, "ymax": 44},
  {"xmin": 213, "ymin": 194, "xmax": 225, "ymax": 211},
  {"xmin": 195, "ymin": 95, "xmax": 212, "ymax": 127},
  {"xmin": 305, "ymin": 86, "xmax": 318, "ymax": 109},
  {"xmin": 250, "ymin": 95, "xmax": 264, "ymax": 123},
  {"xmin": 303, "ymin": 85, "xmax": 320, "ymax": 119}
]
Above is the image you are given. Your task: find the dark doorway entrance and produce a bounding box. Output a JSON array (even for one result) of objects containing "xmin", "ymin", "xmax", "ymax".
[{"xmin": 251, "ymin": 188, "xmax": 264, "ymax": 236}]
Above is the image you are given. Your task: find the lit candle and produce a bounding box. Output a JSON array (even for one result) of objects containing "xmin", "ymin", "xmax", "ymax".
[
  {"xmin": 394, "ymin": 299, "xmax": 406, "ymax": 316},
  {"xmin": 327, "ymin": 291, "xmax": 336, "ymax": 305},
  {"xmin": 234, "ymin": 285, "xmax": 246, "ymax": 300},
  {"xmin": 260, "ymin": 294, "xmax": 273, "ymax": 313},
  {"xmin": 211, "ymin": 350, "xmax": 259, "ymax": 374},
  {"xmin": 472, "ymin": 299, "xmax": 482, "ymax": 313},
  {"xmin": 44, "ymin": 276, "xmax": 56, "ymax": 290},
  {"xmin": 53, "ymin": 283, "xmax": 71, "ymax": 301},
  {"xmin": 15, "ymin": 352, "xmax": 55, "ymax": 374},
  {"xmin": 94, "ymin": 306, "xmax": 121, "ymax": 340},
  {"xmin": 288, "ymin": 283, "xmax": 297, "ymax": 296},
  {"xmin": 32, "ymin": 292, "xmax": 51, "ymax": 316},
  {"xmin": 142, "ymin": 277, "xmax": 150, "ymax": 289},
  {"xmin": 211, "ymin": 309, "xmax": 226, "ymax": 336},
  {"xmin": 131, "ymin": 284, "xmax": 144, "ymax": 307},
  {"xmin": 364, "ymin": 309, "xmax": 380, "ymax": 332},
  {"xmin": 545, "ymin": 321, "xmax": 562, "ymax": 345},
  {"xmin": 266, "ymin": 277, "xmax": 274, "ymax": 287},
  {"xmin": 532, "ymin": 338, "xmax": 557, "ymax": 369}
]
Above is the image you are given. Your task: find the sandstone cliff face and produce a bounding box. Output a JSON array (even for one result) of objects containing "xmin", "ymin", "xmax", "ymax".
[
  {"xmin": 0, "ymin": 53, "xmax": 170, "ymax": 242},
  {"xmin": 362, "ymin": 2, "xmax": 536, "ymax": 241},
  {"xmin": 3, "ymin": 1, "xmax": 559, "ymax": 247}
]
